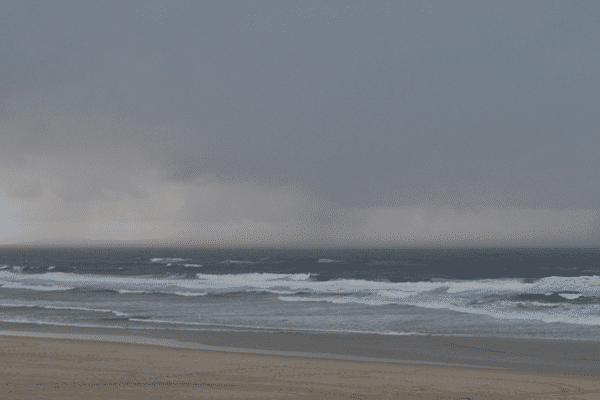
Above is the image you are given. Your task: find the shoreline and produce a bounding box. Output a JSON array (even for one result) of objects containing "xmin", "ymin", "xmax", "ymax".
[
  {"xmin": 0, "ymin": 328, "xmax": 510, "ymax": 372},
  {"xmin": 1, "ymin": 321, "xmax": 598, "ymax": 376},
  {"xmin": 1, "ymin": 330, "xmax": 599, "ymax": 399}
]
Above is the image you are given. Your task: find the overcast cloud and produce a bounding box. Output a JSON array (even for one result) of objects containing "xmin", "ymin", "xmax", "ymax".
[{"xmin": 1, "ymin": 0, "xmax": 599, "ymax": 247}]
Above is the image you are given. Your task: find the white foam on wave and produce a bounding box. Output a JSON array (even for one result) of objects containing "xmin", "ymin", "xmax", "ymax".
[
  {"xmin": 317, "ymin": 259, "xmax": 338, "ymax": 263},
  {"xmin": 0, "ymin": 303, "xmax": 128, "ymax": 316},
  {"xmin": 183, "ymin": 264, "xmax": 202, "ymax": 268},
  {"xmin": 150, "ymin": 258, "xmax": 190, "ymax": 263},
  {"xmin": 444, "ymin": 278, "xmax": 529, "ymax": 294},
  {"xmin": 117, "ymin": 289, "xmax": 148, "ymax": 294},
  {"xmin": 0, "ymin": 269, "xmax": 385, "ymax": 293},
  {"xmin": 409, "ymin": 299, "xmax": 600, "ymax": 326},
  {"xmin": 195, "ymin": 272, "xmax": 311, "ymax": 283},
  {"xmin": 1, "ymin": 270, "xmax": 599, "ymax": 327},
  {"xmin": 530, "ymin": 275, "xmax": 600, "ymax": 293},
  {"xmin": 280, "ymin": 290, "xmax": 600, "ymax": 326},
  {"xmin": 219, "ymin": 260, "xmax": 255, "ymax": 264},
  {"xmin": 169, "ymin": 291, "xmax": 207, "ymax": 297},
  {"xmin": 0, "ymin": 270, "xmax": 191, "ymax": 292},
  {"xmin": 277, "ymin": 276, "xmax": 600, "ymax": 327},
  {"xmin": 1, "ymin": 269, "xmax": 599, "ymax": 297},
  {"xmin": 0, "ymin": 282, "xmax": 74, "ymax": 291},
  {"xmin": 516, "ymin": 301, "xmax": 563, "ymax": 307},
  {"xmin": 278, "ymin": 295, "xmax": 400, "ymax": 307},
  {"xmin": 117, "ymin": 289, "xmax": 207, "ymax": 297},
  {"xmin": 558, "ymin": 293, "xmax": 583, "ymax": 300}
]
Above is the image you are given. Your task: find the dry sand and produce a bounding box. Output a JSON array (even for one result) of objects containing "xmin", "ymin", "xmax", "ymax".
[{"xmin": 1, "ymin": 333, "xmax": 599, "ymax": 399}]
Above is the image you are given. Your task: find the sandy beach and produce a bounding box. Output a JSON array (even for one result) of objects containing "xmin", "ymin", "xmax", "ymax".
[{"xmin": 0, "ymin": 325, "xmax": 599, "ymax": 399}]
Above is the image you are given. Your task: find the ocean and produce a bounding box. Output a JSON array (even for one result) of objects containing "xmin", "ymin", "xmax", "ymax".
[{"xmin": 1, "ymin": 247, "xmax": 599, "ymax": 341}]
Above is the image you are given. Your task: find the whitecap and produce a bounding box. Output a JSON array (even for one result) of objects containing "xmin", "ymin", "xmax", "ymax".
[
  {"xmin": 170, "ymin": 291, "xmax": 207, "ymax": 297},
  {"xmin": 0, "ymin": 303, "xmax": 128, "ymax": 316},
  {"xmin": 558, "ymin": 293, "xmax": 583, "ymax": 300},
  {"xmin": 150, "ymin": 258, "xmax": 190, "ymax": 263},
  {"xmin": 219, "ymin": 260, "xmax": 255, "ymax": 264},
  {"xmin": 0, "ymin": 282, "xmax": 74, "ymax": 291},
  {"xmin": 117, "ymin": 289, "xmax": 148, "ymax": 294}
]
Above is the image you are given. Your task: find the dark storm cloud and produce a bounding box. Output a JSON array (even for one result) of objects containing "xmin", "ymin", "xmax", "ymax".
[
  {"xmin": 0, "ymin": 1, "xmax": 102, "ymax": 102},
  {"xmin": 1, "ymin": 1, "xmax": 599, "ymax": 246}
]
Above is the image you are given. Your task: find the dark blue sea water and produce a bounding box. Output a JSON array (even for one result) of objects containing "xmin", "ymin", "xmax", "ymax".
[{"xmin": 1, "ymin": 247, "xmax": 599, "ymax": 340}]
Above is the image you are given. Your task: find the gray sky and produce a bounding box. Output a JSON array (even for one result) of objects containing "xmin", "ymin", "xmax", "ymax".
[{"xmin": 1, "ymin": 0, "xmax": 599, "ymax": 247}]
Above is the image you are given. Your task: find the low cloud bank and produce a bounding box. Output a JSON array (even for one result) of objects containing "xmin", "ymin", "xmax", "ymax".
[{"xmin": 2, "ymin": 162, "xmax": 597, "ymax": 248}]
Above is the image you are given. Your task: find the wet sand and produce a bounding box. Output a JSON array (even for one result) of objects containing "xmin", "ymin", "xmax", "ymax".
[{"xmin": 0, "ymin": 323, "xmax": 599, "ymax": 399}]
